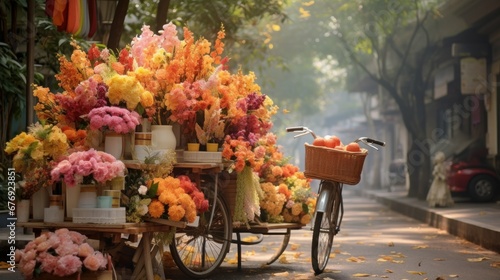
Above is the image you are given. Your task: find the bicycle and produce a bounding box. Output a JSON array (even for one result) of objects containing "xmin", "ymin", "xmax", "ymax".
[{"xmin": 286, "ymin": 126, "xmax": 385, "ymax": 275}]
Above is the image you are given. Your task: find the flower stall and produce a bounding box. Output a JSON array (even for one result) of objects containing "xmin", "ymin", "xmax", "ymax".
[{"xmin": 6, "ymin": 22, "xmax": 317, "ymax": 279}]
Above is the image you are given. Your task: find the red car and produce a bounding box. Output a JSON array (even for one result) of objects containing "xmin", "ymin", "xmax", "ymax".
[{"xmin": 447, "ymin": 160, "xmax": 500, "ymax": 202}]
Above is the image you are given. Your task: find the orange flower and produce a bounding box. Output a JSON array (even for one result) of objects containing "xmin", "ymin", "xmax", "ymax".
[
  {"xmin": 167, "ymin": 205, "xmax": 185, "ymax": 222},
  {"xmin": 148, "ymin": 199, "xmax": 165, "ymax": 218}
]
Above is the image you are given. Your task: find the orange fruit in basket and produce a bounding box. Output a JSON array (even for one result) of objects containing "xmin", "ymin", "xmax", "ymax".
[
  {"xmin": 313, "ymin": 137, "xmax": 325, "ymax": 147},
  {"xmin": 325, "ymin": 135, "xmax": 341, "ymax": 148},
  {"xmin": 345, "ymin": 142, "xmax": 361, "ymax": 152}
]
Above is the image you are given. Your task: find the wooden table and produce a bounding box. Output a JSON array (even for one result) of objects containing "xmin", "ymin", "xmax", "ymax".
[{"xmin": 18, "ymin": 221, "xmax": 182, "ymax": 280}]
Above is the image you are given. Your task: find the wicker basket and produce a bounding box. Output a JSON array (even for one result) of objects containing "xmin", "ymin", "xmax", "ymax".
[
  {"xmin": 219, "ymin": 171, "xmax": 238, "ymax": 218},
  {"xmin": 304, "ymin": 143, "xmax": 368, "ymax": 185}
]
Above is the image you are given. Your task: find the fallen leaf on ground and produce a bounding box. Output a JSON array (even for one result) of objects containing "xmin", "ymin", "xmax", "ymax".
[
  {"xmin": 242, "ymin": 235, "xmax": 258, "ymax": 242},
  {"xmin": 324, "ymin": 269, "xmax": 341, "ymax": 273},
  {"xmin": 279, "ymin": 255, "xmax": 290, "ymax": 264},
  {"xmin": 387, "ymin": 242, "xmax": 395, "ymax": 247},
  {"xmin": 490, "ymin": 262, "xmax": 500, "ymax": 268},
  {"xmin": 433, "ymin": 258, "xmax": 445, "ymax": 261},
  {"xmin": 467, "ymin": 257, "xmax": 490, "ymax": 262},
  {"xmin": 290, "ymin": 243, "xmax": 300, "ymax": 250},
  {"xmin": 352, "ymin": 273, "xmax": 371, "ymax": 277},
  {"xmin": 392, "ymin": 260, "xmax": 405, "ymax": 264},
  {"xmin": 412, "ymin": 245, "xmax": 429, "ymax": 249},
  {"xmin": 272, "ymin": 271, "xmax": 289, "ymax": 277},
  {"xmin": 347, "ymin": 256, "xmax": 366, "ymax": 263},
  {"xmin": 407, "ymin": 270, "xmax": 426, "ymax": 275},
  {"xmin": 244, "ymin": 250, "xmax": 255, "ymax": 256},
  {"xmin": 449, "ymin": 275, "xmax": 459, "ymax": 278},
  {"xmin": 261, "ymin": 246, "xmax": 268, "ymax": 252},
  {"xmin": 385, "ymin": 269, "xmax": 393, "ymax": 273},
  {"xmin": 294, "ymin": 273, "xmax": 311, "ymax": 280},
  {"xmin": 329, "ymin": 253, "xmax": 336, "ymax": 258}
]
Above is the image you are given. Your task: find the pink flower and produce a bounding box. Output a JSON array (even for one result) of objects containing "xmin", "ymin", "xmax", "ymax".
[
  {"xmin": 36, "ymin": 241, "xmax": 51, "ymax": 252},
  {"xmin": 51, "ymin": 149, "xmax": 126, "ymax": 186},
  {"xmin": 55, "ymin": 241, "xmax": 79, "ymax": 256},
  {"xmin": 20, "ymin": 259, "xmax": 36, "ymax": 278},
  {"xmin": 78, "ymin": 243, "xmax": 95, "ymax": 258},
  {"xmin": 22, "ymin": 249, "xmax": 36, "ymax": 262},
  {"xmin": 88, "ymin": 106, "xmax": 140, "ymax": 134},
  {"xmin": 53, "ymin": 255, "xmax": 82, "ymax": 277},
  {"xmin": 83, "ymin": 252, "xmax": 107, "ymax": 271},
  {"xmin": 69, "ymin": 231, "xmax": 87, "ymax": 245},
  {"xmin": 15, "ymin": 249, "xmax": 23, "ymax": 262},
  {"xmin": 39, "ymin": 253, "xmax": 59, "ymax": 274}
]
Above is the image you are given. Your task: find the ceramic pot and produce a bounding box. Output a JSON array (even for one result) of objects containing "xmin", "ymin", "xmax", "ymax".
[{"xmin": 151, "ymin": 125, "xmax": 176, "ymax": 151}]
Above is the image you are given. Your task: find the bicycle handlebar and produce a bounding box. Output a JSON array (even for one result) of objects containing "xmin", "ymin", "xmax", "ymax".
[{"xmin": 286, "ymin": 126, "xmax": 385, "ymax": 150}]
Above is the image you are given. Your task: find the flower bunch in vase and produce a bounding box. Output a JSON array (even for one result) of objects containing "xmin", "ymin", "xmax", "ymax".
[
  {"xmin": 50, "ymin": 149, "xmax": 126, "ymax": 187},
  {"xmin": 4, "ymin": 123, "xmax": 69, "ymax": 174},
  {"xmin": 194, "ymin": 100, "xmax": 225, "ymax": 146},
  {"xmin": 130, "ymin": 23, "xmax": 227, "ymax": 127},
  {"xmin": 4, "ymin": 123, "xmax": 69, "ymax": 200},
  {"xmin": 16, "ymin": 228, "xmax": 109, "ymax": 279}
]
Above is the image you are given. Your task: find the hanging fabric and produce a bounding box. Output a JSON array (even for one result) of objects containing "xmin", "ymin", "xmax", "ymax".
[
  {"xmin": 45, "ymin": 0, "xmax": 55, "ymax": 18},
  {"xmin": 88, "ymin": 0, "xmax": 98, "ymax": 38},
  {"xmin": 52, "ymin": 0, "xmax": 67, "ymax": 27},
  {"xmin": 67, "ymin": 0, "xmax": 81, "ymax": 35},
  {"xmin": 82, "ymin": 0, "xmax": 90, "ymax": 37}
]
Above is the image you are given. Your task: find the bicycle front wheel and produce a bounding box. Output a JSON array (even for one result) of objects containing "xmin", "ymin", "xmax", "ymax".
[
  {"xmin": 311, "ymin": 181, "xmax": 341, "ymax": 275},
  {"xmin": 169, "ymin": 190, "xmax": 231, "ymax": 278}
]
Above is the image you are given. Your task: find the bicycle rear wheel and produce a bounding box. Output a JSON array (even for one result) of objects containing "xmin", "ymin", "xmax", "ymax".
[
  {"xmin": 169, "ymin": 189, "xmax": 231, "ymax": 278},
  {"xmin": 311, "ymin": 181, "xmax": 342, "ymax": 275}
]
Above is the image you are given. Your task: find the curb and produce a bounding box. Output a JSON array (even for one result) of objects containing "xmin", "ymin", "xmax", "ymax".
[{"xmin": 359, "ymin": 189, "xmax": 500, "ymax": 254}]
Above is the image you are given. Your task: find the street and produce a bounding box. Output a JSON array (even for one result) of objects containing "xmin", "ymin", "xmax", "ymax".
[{"xmin": 164, "ymin": 188, "xmax": 500, "ymax": 280}]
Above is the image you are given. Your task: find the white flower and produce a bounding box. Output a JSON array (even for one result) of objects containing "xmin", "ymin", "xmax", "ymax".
[
  {"xmin": 137, "ymin": 204, "xmax": 149, "ymax": 216},
  {"xmin": 138, "ymin": 185, "xmax": 148, "ymax": 195}
]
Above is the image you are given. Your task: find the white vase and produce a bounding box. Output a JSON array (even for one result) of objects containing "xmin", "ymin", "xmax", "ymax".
[
  {"xmin": 17, "ymin": 200, "xmax": 30, "ymax": 222},
  {"xmin": 77, "ymin": 185, "xmax": 98, "ymax": 208},
  {"xmin": 104, "ymin": 132, "xmax": 124, "ymax": 159},
  {"xmin": 151, "ymin": 125, "xmax": 176, "ymax": 151},
  {"xmin": 65, "ymin": 184, "xmax": 81, "ymax": 219},
  {"xmin": 32, "ymin": 188, "xmax": 50, "ymax": 220}
]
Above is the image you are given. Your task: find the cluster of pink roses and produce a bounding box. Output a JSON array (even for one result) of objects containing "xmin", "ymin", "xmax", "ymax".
[
  {"xmin": 87, "ymin": 105, "xmax": 141, "ymax": 134},
  {"xmin": 16, "ymin": 229, "xmax": 108, "ymax": 279},
  {"xmin": 50, "ymin": 148, "xmax": 126, "ymax": 186}
]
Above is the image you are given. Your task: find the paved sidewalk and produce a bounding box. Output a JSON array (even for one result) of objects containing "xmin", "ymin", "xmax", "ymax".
[{"xmin": 358, "ymin": 186, "xmax": 500, "ymax": 254}]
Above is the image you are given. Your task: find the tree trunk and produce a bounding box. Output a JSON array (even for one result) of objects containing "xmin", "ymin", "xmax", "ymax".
[
  {"xmin": 107, "ymin": 0, "xmax": 129, "ymax": 51},
  {"xmin": 155, "ymin": 0, "xmax": 171, "ymax": 32}
]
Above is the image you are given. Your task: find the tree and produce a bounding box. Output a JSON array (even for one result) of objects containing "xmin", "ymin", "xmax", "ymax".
[
  {"xmin": 113, "ymin": 0, "xmax": 290, "ymax": 66},
  {"xmin": 295, "ymin": 0, "xmax": 443, "ymax": 199}
]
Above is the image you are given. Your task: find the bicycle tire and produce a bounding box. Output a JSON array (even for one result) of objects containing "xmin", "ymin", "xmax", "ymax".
[
  {"xmin": 311, "ymin": 181, "xmax": 341, "ymax": 275},
  {"xmin": 169, "ymin": 189, "xmax": 232, "ymax": 278}
]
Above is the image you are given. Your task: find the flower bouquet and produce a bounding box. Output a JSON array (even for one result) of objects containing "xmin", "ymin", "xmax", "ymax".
[
  {"xmin": 4, "ymin": 123, "xmax": 69, "ymax": 175},
  {"xmin": 87, "ymin": 106, "xmax": 141, "ymax": 134},
  {"xmin": 50, "ymin": 149, "xmax": 126, "ymax": 187},
  {"xmin": 16, "ymin": 228, "xmax": 111, "ymax": 279},
  {"xmin": 125, "ymin": 174, "xmax": 208, "ymax": 224}
]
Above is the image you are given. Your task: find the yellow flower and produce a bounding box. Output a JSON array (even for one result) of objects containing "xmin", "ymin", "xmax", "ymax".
[
  {"xmin": 291, "ymin": 203, "xmax": 303, "ymax": 216},
  {"xmin": 106, "ymin": 75, "xmax": 143, "ymax": 110},
  {"xmin": 4, "ymin": 133, "xmax": 36, "ymax": 155},
  {"xmin": 140, "ymin": 90, "xmax": 154, "ymax": 108}
]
